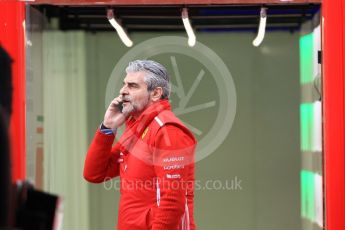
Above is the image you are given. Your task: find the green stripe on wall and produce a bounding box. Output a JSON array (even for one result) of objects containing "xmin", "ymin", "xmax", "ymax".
[
  {"xmin": 300, "ymin": 33, "xmax": 314, "ymax": 84},
  {"xmin": 301, "ymin": 170, "xmax": 315, "ymax": 222},
  {"xmin": 300, "ymin": 103, "xmax": 314, "ymax": 151}
]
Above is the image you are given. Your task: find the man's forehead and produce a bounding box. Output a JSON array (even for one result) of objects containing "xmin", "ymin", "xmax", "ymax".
[{"xmin": 123, "ymin": 71, "xmax": 146, "ymax": 84}]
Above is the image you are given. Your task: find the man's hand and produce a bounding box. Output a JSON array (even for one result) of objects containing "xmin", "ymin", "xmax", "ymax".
[{"xmin": 103, "ymin": 96, "xmax": 127, "ymax": 129}]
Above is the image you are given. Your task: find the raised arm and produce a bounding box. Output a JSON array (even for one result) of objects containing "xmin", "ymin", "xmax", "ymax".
[
  {"xmin": 83, "ymin": 130, "xmax": 122, "ymax": 183},
  {"xmin": 84, "ymin": 96, "xmax": 127, "ymax": 183}
]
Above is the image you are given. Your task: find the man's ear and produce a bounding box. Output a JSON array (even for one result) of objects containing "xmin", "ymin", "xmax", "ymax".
[{"xmin": 150, "ymin": 87, "xmax": 163, "ymax": 102}]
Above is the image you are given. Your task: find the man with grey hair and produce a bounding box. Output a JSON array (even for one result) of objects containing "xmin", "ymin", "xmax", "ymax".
[{"xmin": 84, "ymin": 60, "xmax": 197, "ymax": 230}]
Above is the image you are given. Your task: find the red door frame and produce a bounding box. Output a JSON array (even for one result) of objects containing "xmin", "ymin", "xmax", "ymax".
[
  {"xmin": 0, "ymin": 1, "xmax": 26, "ymax": 182},
  {"xmin": 323, "ymin": 0, "xmax": 345, "ymax": 230},
  {"xmin": 0, "ymin": 0, "xmax": 344, "ymax": 229}
]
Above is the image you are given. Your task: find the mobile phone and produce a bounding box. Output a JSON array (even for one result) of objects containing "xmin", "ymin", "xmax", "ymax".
[{"xmin": 116, "ymin": 101, "xmax": 123, "ymax": 113}]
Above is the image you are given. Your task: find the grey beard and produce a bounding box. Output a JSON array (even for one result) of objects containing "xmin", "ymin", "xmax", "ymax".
[
  {"xmin": 122, "ymin": 103, "xmax": 134, "ymax": 115},
  {"xmin": 122, "ymin": 94, "xmax": 150, "ymax": 116}
]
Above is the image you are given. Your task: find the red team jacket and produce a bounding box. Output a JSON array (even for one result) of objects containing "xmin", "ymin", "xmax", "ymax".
[{"xmin": 83, "ymin": 100, "xmax": 197, "ymax": 230}]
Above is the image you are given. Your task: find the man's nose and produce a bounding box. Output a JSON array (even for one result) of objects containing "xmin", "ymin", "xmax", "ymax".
[{"xmin": 119, "ymin": 85, "xmax": 128, "ymax": 95}]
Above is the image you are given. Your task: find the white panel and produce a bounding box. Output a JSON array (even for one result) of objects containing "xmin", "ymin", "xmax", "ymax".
[
  {"xmin": 312, "ymin": 25, "xmax": 321, "ymax": 79},
  {"xmin": 314, "ymin": 173, "xmax": 323, "ymax": 227},
  {"xmin": 312, "ymin": 101, "xmax": 322, "ymax": 152}
]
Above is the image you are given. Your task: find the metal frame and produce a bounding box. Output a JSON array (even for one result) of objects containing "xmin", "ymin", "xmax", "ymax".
[
  {"xmin": 31, "ymin": 0, "xmax": 321, "ymax": 5},
  {"xmin": 1, "ymin": 1, "xmax": 345, "ymax": 230}
]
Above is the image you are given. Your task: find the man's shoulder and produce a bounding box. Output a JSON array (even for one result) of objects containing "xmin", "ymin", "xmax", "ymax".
[
  {"xmin": 151, "ymin": 110, "xmax": 196, "ymax": 142},
  {"xmin": 155, "ymin": 110, "xmax": 182, "ymax": 126}
]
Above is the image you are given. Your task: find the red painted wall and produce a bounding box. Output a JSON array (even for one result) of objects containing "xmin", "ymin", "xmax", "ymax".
[
  {"xmin": 323, "ymin": 0, "xmax": 345, "ymax": 229},
  {"xmin": 0, "ymin": 1, "xmax": 26, "ymax": 181}
]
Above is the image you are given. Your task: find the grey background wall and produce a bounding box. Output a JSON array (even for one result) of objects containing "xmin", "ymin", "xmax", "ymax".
[{"xmin": 84, "ymin": 31, "xmax": 300, "ymax": 230}]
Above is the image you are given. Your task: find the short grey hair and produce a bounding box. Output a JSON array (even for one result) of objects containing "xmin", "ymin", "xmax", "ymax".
[{"xmin": 125, "ymin": 60, "xmax": 171, "ymax": 99}]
